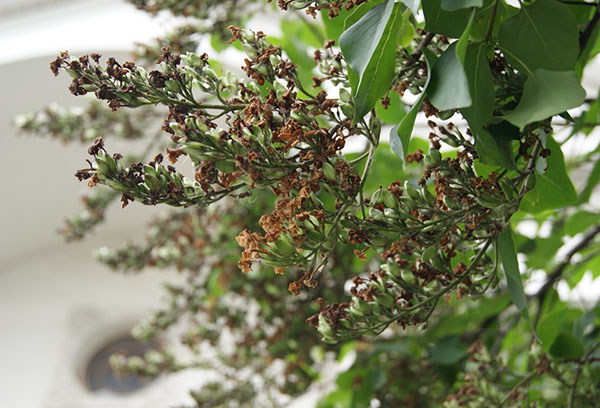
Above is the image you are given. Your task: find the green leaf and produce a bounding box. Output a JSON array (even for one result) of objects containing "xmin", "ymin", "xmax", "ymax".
[
  {"xmin": 398, "ymin": 9, "xmax": 416, "ymax": 47},
  {"xmin": 428, "ymin": 335, "xmax": 468, "ymax": 365},
  {"xmin": 573, "ymin": 309, "xmax": 596, "ymax": 340},
  {"xmin": 442, "ymin": 0, "xmax": 483, "ymax": 11},
  {"xmin": 390, "ymin": 49, "xmax": 436, "ymax": 162},
  {"xmin": 455, "ymin": 9, "xmax": 476, "ymax": 63},
  {"xmin": 475, "ymin": 128, "xmax": 516, "ymax": 170},
  {"xmin": 423, "ymin": 0, "xmax": 469, "ymax": 37},
  {"xmin": 343, "ymin": 0, "xmax": 385, "ymax": 31},
  {"xmin": 427, "ymin": 42, "xmax": 472, "ymax": 111},
  {"xmin": 339, "ymin": 0, "xmax": 402, "ymax": 122},
  {"xmin": 578, "ymin": 157, "xmax": 600, "ymax": 204},
  {"xmin": 375, "ymin": 91, "xmax": 406, "ymax": 125},
  {"xmin": 400, "ymin": 0, "xmax": 420, "ymax": 15},
  {"xmin": 520, "ymin": 136, "xmax": 577, "ymax": 213},
  {"xmin": 502, "ymin": 69, "xmax": 586, "ymax": 130},
  {"xmin": 470, "ymin": 0, "xmax": 519, "ymax": 41},
  {"xmin": 565, "ymin": 211, "xmax": 600, "ymax": 236},
  {"xmin": 498, "ymin": 0, "xmax": 579, "ymax": 74},
  {"xmin": 461, "ymin": 42, "xmax": 494, "ymax": 131},
  {"xmin": 498, "ymin": 228, "xmax": 532, "ymax": 325},
  {"xmin": 550, "ymin": 332, "xmax": 585, "ymax": 360}
]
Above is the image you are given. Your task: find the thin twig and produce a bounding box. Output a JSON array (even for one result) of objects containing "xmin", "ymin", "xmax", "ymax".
[
  {"xmin": 579, "ymin": 8, "xmax": 600, "ymax": 56},
  {"xmin": 533, "ymin": 223, "xmax": 600, "ymax": 327},
  {"xmin": 496, "ymin": 370, "xmax": 537, "ymax": 407},
  {"xmin": 568, "ymin": 340, "xmax": 600, "ymax": 408},
  {"xmin": 409, "ymin": 32, "xmax": 435, "ymax": 61}
]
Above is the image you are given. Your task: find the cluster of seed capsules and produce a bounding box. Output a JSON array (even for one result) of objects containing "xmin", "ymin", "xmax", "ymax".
[{"xmin": 312, "ymin": 145, "xmax": 516, "ymax": 343}]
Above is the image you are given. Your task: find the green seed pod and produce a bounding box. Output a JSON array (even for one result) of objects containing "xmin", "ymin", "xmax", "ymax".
[
  {"xmin": 105, "ymin": 179, "xmax": 128, "ymax": 193},
  {"xmin": 404, "ymin": 181, "xmax": 420, "ymax": 200},
  {"xmin": 438, "ymin": 110, "xmax": 454, "ymax": 120},
  {"xmin": 444, "ymin": 137, "xmax": 459, "ymax": 148},
  {"xmin": 318, "ymin": 61, "xmax": 330, "ymax": 75},
  {"xmin": 443, "ymin": 195, "xmax": 459, "ymax": 210},
  {"xmin": 500, "ymin": 177, "xmax": 515, "ymax": 200},
  {"xmin": 317, "ymin": 315, "xmax": 334, "ymax": 338},
  {"xmin": 339, "ymin": 218, "xmax": 354, "ymax": 229},
  {"xmin": 430, "ymin": 148, "xmax": 442, "ymax": 164},
  {"xmin": 371, "ymin": 188, "xmax": 383, "ymax": 205},
  {"xmin": 241, "ymin": 30, "xmax": 256, "ymax": 42},
  {"xmin": 339, "ymin": 88, "xmax": 351, "ymax": 103},
  {"xmin": 383, "ymin": 208, "xmax": 400, "ymax": 219},
  {"xmin": 321, "ymin": 336, "xmax": 339, "ymax": 345},
  {"xmin": 339, "ymin": 318, "xmax": 351, "ymax": 329},
  {"xmin": 194, "ymin": 118, "xmax": 209, "ymax": 132},
  {"xmin": 431, "ymin": 254, "xmax": 445, "ymax": 270},
  {"xmin": 145, "ymin": 174, "xmax": 161, "ymax": 191},
  {"xmin": 81, "ymin": 84, "xmax": 98, "ymax": 92},
  {"xmin": 369, "ymin": 234, "xmax": 387, "ymax": 247},
  {"xmin": 256, "ymin": 64, "xmax": 270, "ymax": 77},
  {"xmin": 322, "ymin": 162, "xmax": 337, "ymax": 182},
  {"xmin": 369, "ymin": 301, "xmax": 381, "ymax": 314},
  {"xmin": 420, "ymin": 188, "xmax": 436, "ymax": 206},
  {"xmin": 242, "ymin": 43, "xmax": 258, "ymax": 59},
  {"xmin": 421, "ymin": 246, "xmax": 437, "ymax": 263},
  {"xmin": 355, "ymin": 298, "xmax": 369, "ymax": 314},
  {"xmin": 340, "ymin": 103, "xmax": 354, "ymax": 118},
  {"xmin": 424, "ymin": 155, "xmax": 436, "ymax": 167},
  {"xmin": 491, "ymin": 203, "xmax": 511, "ymax": 218},
  {"xmin": 95, "ymin": 158, "xmax": 110, "ymax": 175},
  {"xmin": 422, "ymin": 224, "xmax": 437, "ymax": 232},
  {"xmin": 402, "ymin": 194, "xmax": 415, "ymax": 210},
  {"xmin": 184, "ymin": 117, "xmax": 197, "ymax": 130},
  {"xmin": 164, "ymin": 79, "xmax": 180, "ymax": 94},
  {"xmin": 290, "ymin": 110, "xmax": 307, "ymax": 125},
  {"xmin": 438, "ymin": 168, "xmax": 451, "ymax": 177},
  {"xmin": 369, "ymin": 208, "xmax": 386, "ymax": 222},
  {"xmin": 65, "ymin": 68, "xmax": 81, "ymax": 79},
  {"xmin": 377, "ymin": 293, "xmax": 395, "ymax": 309},
  {"xmin": 408, "ymin": 85, "xmax": 421, "ymax": 95},
  {"xmin": 348, "ymin": 304, "xmax": 364, "ymax": 318},
  {"xmin": 400, "ymin": 268, "xmax": 416, "ymax": 284},
  {"xmin": 369, "ymin": 115, "xmax": 381, "ymax": 141},
  {"xmin": 274, "ymin": 235, "xmax": 296, "ymax": 257},
  {"xmin": 382, "ymin": 189, "xmax": 397, "ymax": 209}
]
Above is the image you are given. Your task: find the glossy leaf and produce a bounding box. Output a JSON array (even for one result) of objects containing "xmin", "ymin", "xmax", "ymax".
[
  {"xmin": 565, "ymin": 211, "xmax": 600, "ymax": 236},
  {"xmin": 474, "ymin": 128, "xmax": 516, "ymax": 170},
  {"xmin": 342, "ymin": 0, "xmax": 385, "ymax": 32},
  {"xmin": 390, "ymin": 49, "xmax": 436, "ymax": 162},
  {"xmin": 578, "ymin": 157, "xmax": 600, "ymax": 204},
  {"xmin": 423, "ymin": 0, "xmax": 469, "ymax": 37},
  {"xmin": 427, "ymin": 42, "xmax": 471, "ymax": 111},
  {"xmin": 442, "ymin": 0, "xmax": 483, "ymax": 11},
  {"xmin": 550, "ymin": 332, "xmax": 584, "ymax": 360},
  {"xmin": 498, "ymin": 0, "xmax": 579, "ymax": 74},
  {"xmin": 461, "ymin": 42, "xmax": 494, "ymax": 131},
  {"xmin": 397, "ymin": 9, "xmax": 416, "ymax": 47},
  {"xmin": 375, "ymin": 91, "xmax": 406, "ymax": 125},
  {"xmin": 498, "ymin": 228, "xmax": 531, "ymax": 325},
  {"xmin": 401, "ymin": 0, "xmax": 420, "ymax": 15},
  {"xmin": 428, "ymin": 336, "xmax": 468, "ymax": 365},
  {"xmin": 503, "ymin": 69, "xmax": 586, "ymax": 130},
  {"xmin": 520, "ymin": 136, "xmax": 577, "ymax": 213},
  {"xmin": 339, "ymin": 0, "xmax": 401, "ymax": 122}
]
